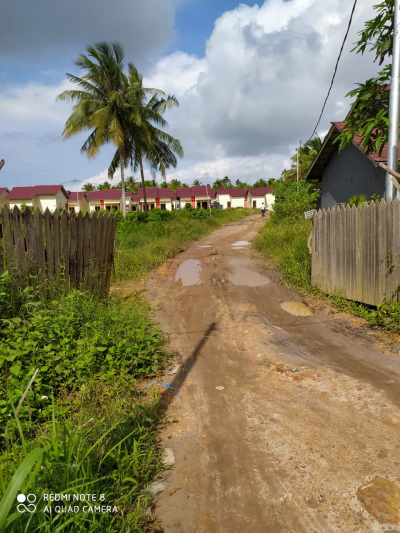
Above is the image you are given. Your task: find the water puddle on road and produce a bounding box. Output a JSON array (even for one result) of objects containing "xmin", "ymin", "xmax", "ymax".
[
  {"xmin": 232, "ymin": 241, "xmax": 251, "ymax": 247},
  {"xmin": 280, "ymin": 301, "xmax": 313, "ymax": 317},
  {"xmin": 197, "ymin": 245, "xmax": 212, "ymax": 248},
  {"xmin": 175, "ymin": 259, "xmax": 202, "ymax": 286},
  {"xmin": 229, "ymin": 259, "xmax": 270, "ymax": 286}
]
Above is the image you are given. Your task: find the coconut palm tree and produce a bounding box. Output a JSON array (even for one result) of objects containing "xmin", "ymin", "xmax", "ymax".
[
  {"xmin": 192, "ymin": 179, "xmax": 202, "ymax": 186},
  {"xmin": 282, "ymin": 136, "xmax": 323, "ymax": 185},
  {"xmin": 108, "ymin": 65, "xmax": 183, "ymax": 212},
  {"xmin": 57, "ymin": 42, "xmax": 140, "ymax": 218}
]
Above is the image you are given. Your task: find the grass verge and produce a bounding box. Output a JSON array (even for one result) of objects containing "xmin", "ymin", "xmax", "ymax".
[
  {"xmin": 255, "ymin": 216, "xmax": 400, "ymax": 335},
  {"xmin": 115, "ymin": 208, "xmax": 255, "ymax": 280}
]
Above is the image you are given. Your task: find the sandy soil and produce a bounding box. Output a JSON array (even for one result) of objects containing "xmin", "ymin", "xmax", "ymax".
[{"xmin": 143, "ymin": 214, "xmax": 400, "ymax": 533}]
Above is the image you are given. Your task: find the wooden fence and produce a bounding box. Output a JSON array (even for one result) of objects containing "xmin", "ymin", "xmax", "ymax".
[
  {"xmin": 0, "ymin": 205, "xmax": 117, "ymax": 294},
  {"xmin": 311, "ymin": 198, "xmax": 400, "ymax": 306}
]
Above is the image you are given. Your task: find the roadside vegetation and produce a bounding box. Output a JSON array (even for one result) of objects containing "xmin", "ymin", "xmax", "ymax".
[
  {"xmin": 115, "ymin": 207, "xmax": 255, "ymax": 280},
  {"xmin": 0, "ymin": 206, "xmax": 253, "ymax": 532},
  {"xmin": 255, "ymin": 181, "xmax": 400, "ymax": 336}
]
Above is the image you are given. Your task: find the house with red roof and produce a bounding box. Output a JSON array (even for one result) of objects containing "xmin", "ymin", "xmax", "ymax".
[
  {"xmin": 6, "ymin": 185, "xmax": 69, "ymax": 212},
  {"xmin": 176, "ymin": 186, "xmax": 213, "ymax": 209},
  {"xmin": 215, "ymin": 189, "xmax": 246, "ymax": 209},
  {"xmin": 65, "ymin": 191, "xmax": 89, "ymax": 213},
  {"xmin": 132, "ymin": 187, "xmax": 175, "ymax": 211},
  {"xmin": 86, "ymin": 189, "xmax": 131, "ymax": 212},
  {"xmin": 0, "ymin": 188, "xmax": 10, "ymax": 207},
  {"xmin": 304, "ymin": 121, "xmax": 396, "ymax": 209},
  {"xmin": 246, "ymin": 187, "xmax": 275, "ymax": 210}
]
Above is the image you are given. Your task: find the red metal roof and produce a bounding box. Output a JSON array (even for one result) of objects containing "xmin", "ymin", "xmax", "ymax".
[
  {"xmin": 135, "ymin": 187, "xmax": 175, "ymax": 199},
  {"xmin": 216, "ymin": 188, "xmax": 246, "ymax": 197},
  {"xmin": 176, "ymin": 186, "xmax": 213, "ymax": 197},
  {"xmin": 0, "ymin": 187, "xmax": 9, "ymax": 196},
  {"xmin": 131, "ymin": 194, "xmax": 140, "ymax": 201},
  {"xmin": 332, "ymin": 121, "xmax": 400, "ymax": 162},
  {"xmin": 86, "ymin": 189, "xmax": 131, "ymax": 201},
  {"xmin": 6, "ymin": 185, "xmax": 68, "ymax": 200},
  {"xmin": 247, "ymin": 187, "xmax": 275, "ymax": 196},
  {"xmin": 65, "ymin": 191, "xmax": 86, "ymax": 200}
]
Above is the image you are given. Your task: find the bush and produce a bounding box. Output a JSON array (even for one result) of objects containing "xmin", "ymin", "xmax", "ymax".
[
  {"xmin": 0, "ymin": 290, "xmax": 167, "ymax": 431},
  {"xmin": 272, "ymin": 180, "xmax": 319, "ymax": 221}
]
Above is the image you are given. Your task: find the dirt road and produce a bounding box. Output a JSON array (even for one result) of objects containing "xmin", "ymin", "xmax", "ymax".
[{"xmin": 146, "ymin": 214, "xmax": 400, "ymax": 533}]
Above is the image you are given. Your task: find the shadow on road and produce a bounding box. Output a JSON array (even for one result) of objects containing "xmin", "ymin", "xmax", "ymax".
[{"xmin": 159, "ymin": 322, "xmax": 217, "ymax": 414}]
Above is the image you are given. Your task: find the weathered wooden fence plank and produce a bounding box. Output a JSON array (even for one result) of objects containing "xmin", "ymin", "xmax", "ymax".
[
  {"xmin": 76, "ymin": 211, "xmax": 84, "ymax": 287},
  {"xmin": 61, "ymin": 210, "xmax": 69, "ymax": 289},
  {"xmin": 12, "ymin": 206, "xmax": 28, "ymax": 284},
  {"xmin": 23, "ymin": 208, "xmax": 38, "ymax": 278},
  {"xmin": 69, "ymin": 213, "xmax": 77, "ymax": 287},
  {"xmin": 34, "ymin": 208, "xmax": 46, "ymax": 287},
  {"xmin": 53, "ymin": 210, "xmax": 61, "ymax": 285},
  {"xmin": 82, "ymin": 212, "xmax": 90, "ymax": 288},
  {"xmin": 44, "ymin": 208, "xmax": 54, "ymax": 285},
  {"xmin": 0, "ymin": 218, "xmax": 3, "ymax": 274},
  {"xmin": 2, "ymin": 205, "xmax": 15, "ymax": 272}
]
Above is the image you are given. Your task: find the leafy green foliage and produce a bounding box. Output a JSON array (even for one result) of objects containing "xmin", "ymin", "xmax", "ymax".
[
  {"xmin": 352, "ymin": 0, "xmax": 394, "ymax": 66},
  {"xmin": 271, "ymin": 180, "xmax": 319, "ymax": 221},
  {"xmin": 281, "ymin": 137, "xmax": 322, "ymax": 184},
  {"xmin": 347, "ymin": 193, "xmax": 383, "ymax": 206},
  {"xmin": 336, "ymin": 0, "xmax": 394, "ymax": 154},
  {"xmin": 0, "ymin": 290, "xmax": 167, "ymax": 431}
]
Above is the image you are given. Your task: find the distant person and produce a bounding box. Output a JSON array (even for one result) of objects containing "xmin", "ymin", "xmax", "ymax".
[{"xmin": 261, "ymin": 203, "xmax": 266, "ymax": 217}]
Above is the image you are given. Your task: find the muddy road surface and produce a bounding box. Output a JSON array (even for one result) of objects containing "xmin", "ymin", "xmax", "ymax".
[{"xmin": 146, "ymin": 214, "xmax": 400, "ymax": 533}]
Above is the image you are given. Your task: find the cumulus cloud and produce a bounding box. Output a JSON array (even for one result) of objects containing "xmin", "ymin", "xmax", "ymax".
[{"xmin": 156, "ymin": 0, "xmax": 380, "ymax": 181}]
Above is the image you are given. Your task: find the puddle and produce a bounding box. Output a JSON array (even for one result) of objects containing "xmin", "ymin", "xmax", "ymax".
[
  {"xmin": 229, "ymin": 259, "xmax": 270, "ymax": 286},
  {"xmin": 197, "ymin": 245, "xmax": 212, "ymax": 248},
  {"xmin": 357, "ymin": 477, "xmax": 400, "ymax": 524},
  {"xmin": 232, "ymin": 241, "xmax": 251, "ymax": 247},
  {"xmin": 233, "ymin": 247, "xmax": 246, "ymax": 250},
  {"xmin": 175, "ymin": 259, "xmax": 202, "ymax": 286},
  {"xmin": 280, "ymin": 301, "xmax": 313, "ymax": 317}
]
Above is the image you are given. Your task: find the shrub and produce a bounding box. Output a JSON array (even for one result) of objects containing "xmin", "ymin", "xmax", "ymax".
[{"xmin": 272, "ymin": 180, "xmax": 319, "ymax": 221}]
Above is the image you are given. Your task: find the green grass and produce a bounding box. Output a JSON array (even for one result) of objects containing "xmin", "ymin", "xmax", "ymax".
[
  {"xmin": 115, "ymin": 208, "xmax": 255, "ymax": 280},
  {"xmin": 255, "ymin": 216, "xmax": 400, "ymax": 335},
  {"xmin": 0, "ymin": 207, "xmax": 255, "ymax": 531}
]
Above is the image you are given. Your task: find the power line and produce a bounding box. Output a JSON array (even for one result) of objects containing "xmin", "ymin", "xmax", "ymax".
[{"xmin": 308, "ymin": 0, "xmax": 358, "ymax": 141}]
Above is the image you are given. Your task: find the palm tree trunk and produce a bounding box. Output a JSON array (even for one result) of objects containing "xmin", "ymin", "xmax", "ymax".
[
  {"xmin": 119, "ymin": 151, "xmax": 127, "ymax": 219},
  {"xmin": 139, "ymin": 156, "xmax": 148, "ymax": 213}
]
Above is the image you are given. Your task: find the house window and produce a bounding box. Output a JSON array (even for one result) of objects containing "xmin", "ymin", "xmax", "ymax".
[
  {"xmin": 197, "ymin": 202, "xmax": 201, "ymax": 208},
  {"xmin": 202, "ymin": 202, "xmax": 208, "ymax": 209},
  {"xmin": 132, "ymin": 205, "xmax": 137, "ymax": 211},
  {"xmin": 161, "ymin": 203, "xmax": 166, "ymax": 210},
  {"xmin": 95, "ymin": 206, "xmax": 101, "ymax": 212}
]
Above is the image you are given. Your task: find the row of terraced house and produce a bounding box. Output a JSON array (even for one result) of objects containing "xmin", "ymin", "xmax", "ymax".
[{"xmin": 0, "ymin": 185, "xmax": 275, "ymax": 214}]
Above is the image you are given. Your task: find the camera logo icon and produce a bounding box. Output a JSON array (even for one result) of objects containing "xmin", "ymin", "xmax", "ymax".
[{"xmin": 17, "ymin": 494, "xmax": 36, "ymax": 513}]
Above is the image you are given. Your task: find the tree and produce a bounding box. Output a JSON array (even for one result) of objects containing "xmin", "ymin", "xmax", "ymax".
[
  {"xmin": 97, "ymin": 181, "xmax": 111, "ymax": 190},
  {"xmin": 212, "ymin": 176, "xmax": 232, "ymax": 190},
  {"xmin": 125, "ymin": 176, "xmax": 139, "ymax": 194},
  {"xmin": 57, "ymin": 42, "xmax": 138, "ymax": 219},
  {"xmin": 281, "ymin": 137, "xmax": 323, "ymax": 184},
  {"xmin": 336, "ymin": 0, "xmax": 394, "ymax": 154},
  {"xmin": 253, "ymin": 179, "xmax": 268, "ymax": 188},
  {"xmin": 108, "ymin": 65, "xmax": 183, "ymax": 212},
  {"xmin": 235, "ymin": 179, "xmax": 248, "ymax": 189},
  {"xmin": 272, "ymin": 180, "xmax": 320, "ymax": 221},
  {"xmin": 192, "ymin": 179, "xmax": 202, "ymax": 186},
  {"xmin": 82, "ymin": 183, "xmax": 95, "ymax": 192}
]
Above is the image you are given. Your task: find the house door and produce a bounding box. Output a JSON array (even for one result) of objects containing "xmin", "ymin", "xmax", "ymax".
[
  {"xmin": 253, "ymin": 200, "xmax": 256, "ymax": 208},
  {"xmin": 227, "ymin": 201, "xmax": 231, "ymax": 208}
]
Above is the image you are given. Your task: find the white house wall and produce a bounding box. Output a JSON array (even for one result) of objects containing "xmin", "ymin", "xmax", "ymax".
[
  {"xmin": 217, "ymin": 194, "xmax": 230, "ymax": 209},
  {"xmin": 265, "ymin": 193, "xmax": 274, "ymax": 210},
  {"xmin": 231, "ymin": 197, "xmax": 245, "ymax": 208},
  {"xmin": 9, "ymin": 199, "xmax": 36, "ymax": 211}
]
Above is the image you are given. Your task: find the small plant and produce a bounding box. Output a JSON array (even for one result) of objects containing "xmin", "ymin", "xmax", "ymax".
[{"xmin": 347, "ymin": 194, "xmax": 367, "ymax": 207}]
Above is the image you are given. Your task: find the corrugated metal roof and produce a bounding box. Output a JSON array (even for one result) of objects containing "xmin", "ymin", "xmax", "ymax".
[
  {"xmin": 0, "ymin": 187, "xmax": 9, "ymax": 196},
  {"xmin": 176, "ymin": 186, "xmax": 213, "ymax": 197},
  {"xmin": 135, "ymin": 187, "xmax": 175, "ymax": 198},
  {"xmin": 216, "ymin": 188, "xmax": 246, "ymax": 197},
  {"xmin": 66, "ymin": 191, "xmax": 86, "ymax": 200},
  {"xmin": 247, "ymin": 187, "xmax": 275, "ymax": 196},
  {"xmin": 86, "ymin": 189, "xmax": 131, "ymax": 201},
  {"xmin": 6, "ymin": 185, "xmax": 67, "ymax": 200}
]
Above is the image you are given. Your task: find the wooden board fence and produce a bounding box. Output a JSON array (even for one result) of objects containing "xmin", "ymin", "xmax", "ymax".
[
  {"xmin": 311, "ymin": 198, "xmax": 400, "ymax": 306},
  {"xmin": 0, "ymin": 205, "xmax": 117, "ymax": 295}
]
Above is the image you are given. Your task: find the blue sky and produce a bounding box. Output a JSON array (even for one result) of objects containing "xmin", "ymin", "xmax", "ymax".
[{"xmin": 0, "ymin": 0, "xmax": 379, "ymax": 190}]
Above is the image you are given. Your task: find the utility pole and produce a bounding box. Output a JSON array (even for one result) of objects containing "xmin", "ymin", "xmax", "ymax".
[{"xmin": 386, "ymin": 0, "xmax": 400, "ymax": 200}]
